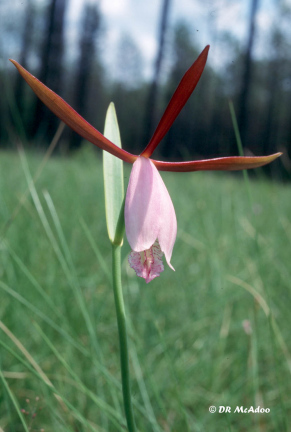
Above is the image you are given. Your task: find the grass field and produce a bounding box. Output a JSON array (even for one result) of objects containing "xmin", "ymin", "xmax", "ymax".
[{"xmin": 0, "ymin": 148, "xmax": 290, "ymax": 431}]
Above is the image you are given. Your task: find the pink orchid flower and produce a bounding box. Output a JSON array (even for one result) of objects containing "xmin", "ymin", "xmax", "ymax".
[
  {"xmin": 10, "ymin": 46, "xmax": 281, "ymax": 283},
  {"xmin": 125, "ymin": 156, "xmax": 177, "ymax": 283}
]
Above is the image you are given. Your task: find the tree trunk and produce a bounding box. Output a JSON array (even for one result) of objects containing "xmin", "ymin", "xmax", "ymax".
[
  {"xmin": 143, "ymin": 0, "xmax": 171, "ymax": 146},
  {"xmin": 15, "ymin": 0, "xmax": 34, "ymax": 117},
  {"xmin": 70, "ymin": 3, "xmax": 100, "ymax": 150},
  {"xmin": 237, "ymin": 0, "xmax": 259, "ymax": 148},
  {"xmin": 31, "ymin": 0, "xmax": 67, "ymax": 143}
]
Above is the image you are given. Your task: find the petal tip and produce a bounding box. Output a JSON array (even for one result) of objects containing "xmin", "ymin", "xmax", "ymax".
[{"xmin": 168, "ymin": 262, "xmax": 175, "ymax": 271}]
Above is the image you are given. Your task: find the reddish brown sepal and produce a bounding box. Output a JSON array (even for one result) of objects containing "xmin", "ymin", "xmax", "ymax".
[
  {"xmin": 9, "ymin": 59, "xmax": 137, "ymax": 163},
  {"xmin": 152, "ymin": 153, "xmax": 282, "ymax": 172},
  {"xmin": 141, "ymin": 45, "xmax": 210, "ymax": 158}
]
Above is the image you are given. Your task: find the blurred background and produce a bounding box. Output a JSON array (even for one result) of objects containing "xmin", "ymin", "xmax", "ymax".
[{"xmin": 1, "ymin": 0, "xmax": 291, "ymax": 177}]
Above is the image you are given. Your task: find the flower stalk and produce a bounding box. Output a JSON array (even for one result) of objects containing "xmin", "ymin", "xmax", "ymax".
[{"xmin": 112, "ymin": 243, "xmax": 137, "ymax": 432}]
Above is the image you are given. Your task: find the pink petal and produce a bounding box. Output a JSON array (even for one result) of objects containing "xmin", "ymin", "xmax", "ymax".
[
  {"xmin": 128, "ymin": 240, "xmax": 164, "ymax": 283},
  {"xmin": 125, "ymin": 156, "xmax": 177, "ymax": 269},
  {"xmin": 156, "ymin": 171, "xmax": 177, "ymax": 270},
  {"xmin": 125, "ymin": 157, "xmax": 161, "ymax": 251}
]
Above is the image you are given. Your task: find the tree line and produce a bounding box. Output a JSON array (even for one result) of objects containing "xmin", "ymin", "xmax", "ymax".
[{"xmin": 1, "ymin": 0, "xmax": 291, "ymax": 179}]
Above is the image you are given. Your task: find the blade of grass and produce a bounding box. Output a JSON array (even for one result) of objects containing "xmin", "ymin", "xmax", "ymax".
[
  {"xmin": 0, "ymin": 367, "xmax": 30, "ymax": 432},
  {"xmin": 17, "ymin": 144, "xmax": 100, "ymax": 360},
  {"xmin": 0, "ymin": 320, "xmax": 55, "ymax": 389},
  {"xmin": 0, "ymin": 121, "xmax": 65, "ymax": 240},
  {"xmin": 44, "ymin": 187, "xmax": 126, "ymax": 427},
  {"xmin": 0, "ymin": 319, "xmax": 69, "ymax": 416},
  {"xmin": 5, "ymin": 241, "xmax": 63, "ymax": 320},
  {"xmin": 0, "ymin": 280, "xmax": 86, "ymax": 355},
  {"xmin": 0, "ymin": 339, "xmax": 100, "ymax": 431},
  {"xmin": 79, "ymin": 217, "xmax": 111, "ymax": 281},
  {"xmin": 0, "ymin": 320, "xmax": 123, "ymax": 429},
  {"xmin": 32, "ymin": 321, "xmax": 126, "ymax": 431},
  {"xmin": 0, "ymin": 280, "xmax": 122, "ymax": 389},
  {"xmin": 227, "ymin": 274, "xmax": 290, "ymax": 430},
  {"xmin": 128, "ymin": 331, "xmax": 162, "ymax": 432},
  {"xmin": 228, "ymin": 100, "xmax": 253, "ymax": 207}
]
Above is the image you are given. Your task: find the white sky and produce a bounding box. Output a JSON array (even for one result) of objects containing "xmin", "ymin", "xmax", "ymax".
[
  {"xmin": 68, "ymin": 0, "xmax": 242, "ymax": 78},
  {"xmin": 2, "ymin": 0, "xmax": 279, "ymax": 79},
  {"xmin": 66, "ymin": 0, "xmax": 277, "ymax": 81},
  {"xmin": 67, "ymin": 0, "xmax": 248, "ymax": 78}
]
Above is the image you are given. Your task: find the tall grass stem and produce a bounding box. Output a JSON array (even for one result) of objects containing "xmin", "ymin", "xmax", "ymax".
[{"xmin": 228, "ymin": 100, "xmax": 253, "ymax": 206}]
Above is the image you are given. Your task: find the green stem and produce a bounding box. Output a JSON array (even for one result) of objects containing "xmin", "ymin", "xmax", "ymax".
[{"xmin": 112, "ymin": 244, "xmax": 137, "ymax": 432}]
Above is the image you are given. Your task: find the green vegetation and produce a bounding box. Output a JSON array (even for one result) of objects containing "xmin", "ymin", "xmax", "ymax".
[{"xmin": 0, "ymin": 149, "xmax": 290, "ymax": 431}]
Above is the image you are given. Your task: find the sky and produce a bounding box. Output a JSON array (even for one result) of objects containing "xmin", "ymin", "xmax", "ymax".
[
  {"xmin": 66, "ymin": 0, "xmax": 277, "ymax": 81},
  {"xmin": 1, "ymin": 0, "xmax": 278, "ymax": 80}
]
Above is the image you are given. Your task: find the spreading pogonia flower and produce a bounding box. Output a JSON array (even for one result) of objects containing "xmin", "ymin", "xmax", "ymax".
[
  {"xmin": 10, "ymin": 46, "xmax": 282, "ymax": 283},
  {"xmin": 125, "ymin": 156, "xmax": 177, "ymax": 282}
]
